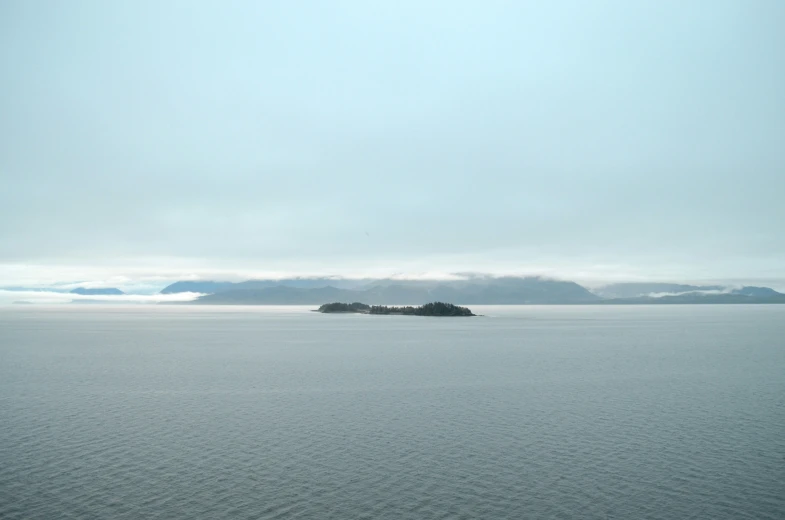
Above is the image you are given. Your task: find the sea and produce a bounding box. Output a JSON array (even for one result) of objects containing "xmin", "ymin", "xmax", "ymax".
[{"xmin": 1, "ymin": 305, "xmax": 783, "ymax": 519}]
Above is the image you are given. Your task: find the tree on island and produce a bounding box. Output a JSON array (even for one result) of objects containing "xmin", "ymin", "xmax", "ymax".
[
  {"xmin": 317, "ymin": 302, "xmax": 371, "ymax": 313},
  {"xmin": 370, "ymin": 302, "xmax": 474, "ymax": 316}
]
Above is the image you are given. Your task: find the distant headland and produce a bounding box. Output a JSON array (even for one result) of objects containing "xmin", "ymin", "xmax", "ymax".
[{"xmin": 317, "ymin": 302, "xmax": 476, "ymax": 316}]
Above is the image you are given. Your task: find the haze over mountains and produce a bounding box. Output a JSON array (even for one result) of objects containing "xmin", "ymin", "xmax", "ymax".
[
  {"xmin": 69, "ymin": 287, "xmax": 125, "ymax": 296},
  {"xmin": 4, "ymin": 276, "xmax": 784, "ymax": 305},
  {"xmin": 159, "ymin": 277, "xmax": 785, "ymax": 305},
  {"xmin": 160, "ymin": 279, "xmax": 368, "ymax": 294}
]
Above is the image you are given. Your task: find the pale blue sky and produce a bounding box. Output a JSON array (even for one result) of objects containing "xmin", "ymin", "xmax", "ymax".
[{"xmin": 1, "ymin": 1, "xmax": 783, "ymax": 287}]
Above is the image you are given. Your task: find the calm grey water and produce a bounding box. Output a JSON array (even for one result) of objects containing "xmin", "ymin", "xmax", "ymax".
[{"xmin": 1, "ymin": 305, "xmax": 783, "ymax": 519}]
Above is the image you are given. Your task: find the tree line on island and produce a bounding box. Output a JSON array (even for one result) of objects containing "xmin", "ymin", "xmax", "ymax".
[{"xmin": 317, "ymin": 302, "xmax": 475, "ymax": 316}]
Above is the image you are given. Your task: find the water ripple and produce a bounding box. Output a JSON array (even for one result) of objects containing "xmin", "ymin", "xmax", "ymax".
[{"xmin": 1, "ymin": 305, "xmax": 784, "ymax": 519}]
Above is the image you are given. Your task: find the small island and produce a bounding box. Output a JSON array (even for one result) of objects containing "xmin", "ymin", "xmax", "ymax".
[{"xmin": 317, "ymin": 301, "xmax": 475, "ymax": 316}]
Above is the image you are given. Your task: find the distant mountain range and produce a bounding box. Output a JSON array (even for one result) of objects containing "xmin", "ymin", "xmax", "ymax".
[
  {"xmin": 177, "ymin": 277, "xmax": 600, "ymax": 305},
  {"xmin": 596, "ymin": 293, "xmax": 785, "ymax": 304},
  {"xmin": 159, "ymin": 278, "xmax": 368, "ymax": 294},
  {"xmin": 4, "ymin": 279, "xmax": 783, "ymax": 305},
  {"xmin": 593, "ymin": 283, "xmax": 726, "ymax": 299},
  {"xmin": 159, "ymin": 278, "xmax": 785, "ymax": 305},
  {"xmin": 69, "ymin": 287, "xmax": 125, "ymax": 295},
  {"xmin": 592, "ymin": 283, "xmax": 785, "ymax": 303}
]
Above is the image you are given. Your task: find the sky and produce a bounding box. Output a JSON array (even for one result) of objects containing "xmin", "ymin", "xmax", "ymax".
[{"xmin": 1, "ymin": 0, "xmax": 784, "ymax": 291}]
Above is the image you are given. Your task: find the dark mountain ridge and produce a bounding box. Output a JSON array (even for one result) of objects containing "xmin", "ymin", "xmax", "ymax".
[
  {"xmin": 160, "ymin": 278, "xmax": 370, "ymax": 294},
  {"xmin": 189, "ymin": 277, "xmax": 600, "ymax": 305}
]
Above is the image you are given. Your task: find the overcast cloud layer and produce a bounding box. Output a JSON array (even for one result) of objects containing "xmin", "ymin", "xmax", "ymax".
[{"xmin": 1, "ymin": 1, "xmax": 784, "ymax": 287}]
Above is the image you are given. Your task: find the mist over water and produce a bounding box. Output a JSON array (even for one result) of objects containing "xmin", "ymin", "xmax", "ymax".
[{"xmin": 1, "ymin": 305, "xmax": 784, "ymax": 519}]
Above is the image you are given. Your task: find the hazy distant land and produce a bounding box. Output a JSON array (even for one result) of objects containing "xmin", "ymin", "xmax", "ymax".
[
  {"xmin": 69, "ymin": 287, "xmax": 125, "ymax": 295},
  {"xmin": 5, "ymin": 278, "xmax": 785, "ymax": 306},
  {"xmin": 156, "ymin": 278, "xmax": 785, "ymax": 305}
]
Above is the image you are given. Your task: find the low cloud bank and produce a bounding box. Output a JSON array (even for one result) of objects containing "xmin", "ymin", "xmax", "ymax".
[
  {"xmin": 0, "ymin": 290, "xmax": 203, "ymax": 305},
  {"xmin": 646, "ymin": 288, "xmax": 734, "ymax": 298}
]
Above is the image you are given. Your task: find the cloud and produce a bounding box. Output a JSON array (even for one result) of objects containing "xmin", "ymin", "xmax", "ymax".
[
  {"xmin": 0, "ymin": 1, "xmax": 783, "ymax": 281},
  {"xmin": 0, "ymin": 290, "xmax": 203, "ymax": 305},
  {"xmin": 646, "ymin": 288, "xmax": 734, "ymax": 298}
]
